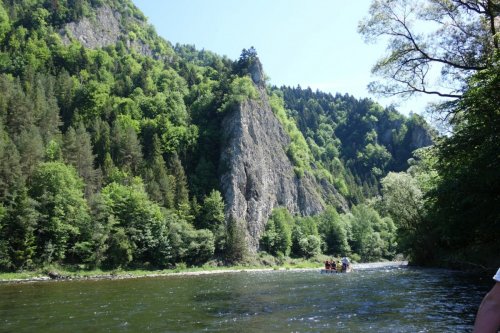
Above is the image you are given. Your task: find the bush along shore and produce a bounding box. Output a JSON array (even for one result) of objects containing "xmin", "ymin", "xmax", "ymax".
[{"xmin": 0, "ymin": 256, "xmax": 408, "ymax": 284}]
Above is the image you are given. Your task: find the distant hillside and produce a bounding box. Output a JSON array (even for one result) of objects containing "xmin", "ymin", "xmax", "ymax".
[{"xmin": 279, "ymin": 86, "xmax": 434, "ymax": 203}]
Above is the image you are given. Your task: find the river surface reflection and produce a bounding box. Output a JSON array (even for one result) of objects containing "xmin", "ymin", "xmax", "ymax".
[{"xmin": 0, "ymin": 266, "xmax": 493, "ymax": 332}]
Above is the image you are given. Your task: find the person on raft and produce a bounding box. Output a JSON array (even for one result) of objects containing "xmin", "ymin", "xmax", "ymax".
[
  {"xmin": 324, "ymin": 260, "xmax": 337, "ymax": 271},
  {"xmin": 341, "ymin": 257, "xmax": 350, "ymax": 272}
]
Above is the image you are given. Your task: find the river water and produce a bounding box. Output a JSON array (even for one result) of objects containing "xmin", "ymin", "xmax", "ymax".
[{"xmin": 0, "ymin": 266, "xmax": 493, "ymax": 332}]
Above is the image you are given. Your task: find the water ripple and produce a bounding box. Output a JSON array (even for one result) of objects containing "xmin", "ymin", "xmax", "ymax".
[{"xmin": 0, "ymin": 267, "xmax": 491, "ymax": 332}]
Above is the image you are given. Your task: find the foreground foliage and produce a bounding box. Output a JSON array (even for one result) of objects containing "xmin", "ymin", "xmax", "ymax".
[{"xmin": 367, "ymin": 0, "xmax": 500, "ymax": 269}]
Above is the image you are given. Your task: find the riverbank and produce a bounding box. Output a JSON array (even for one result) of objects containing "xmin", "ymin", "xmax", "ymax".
[{"xmin": 0, "ymin": 261, "xmax": 408, "ymax": 284}]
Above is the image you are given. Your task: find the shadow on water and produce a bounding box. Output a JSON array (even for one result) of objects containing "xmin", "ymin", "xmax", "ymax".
[{"xmin": 0, "ymin": 266, "xmax": 494, "ymax": 332}]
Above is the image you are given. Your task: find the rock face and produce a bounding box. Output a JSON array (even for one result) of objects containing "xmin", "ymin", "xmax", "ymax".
[
  {"xmin": 409, "ymin": 126, "xmax": 433, "ymax": 149},
  {"xmin": 59, "ymin": 5, "xmax": 155, "ymax": 58},
  {"xmin": 220, "ymin": 59, "xmax": 347, "ymax": 251},
  {"xmin": 60, "ymin": 5, "xmax": 122, "ymax": 49}
]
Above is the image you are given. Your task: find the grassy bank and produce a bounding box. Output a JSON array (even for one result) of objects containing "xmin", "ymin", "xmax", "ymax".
[{"xmin": 0, "ymin": 254, "xmax": 331, "ymax": 282}]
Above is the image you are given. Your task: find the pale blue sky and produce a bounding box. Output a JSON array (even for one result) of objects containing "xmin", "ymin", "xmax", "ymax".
[{"xmin": 132, "ymin": 0, "xmax": 435, "ymax": 115}]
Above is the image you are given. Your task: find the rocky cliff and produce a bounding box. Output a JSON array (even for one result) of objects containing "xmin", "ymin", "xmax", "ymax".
[
  {"xmin": 59, "ymin": 5, "xmax": 158, "ymax": 59},
  {"xmin": 220, "ymin": 59, "xmax": 347, "ymax": 251},
  {"xmin": 409, "ymin": 125, "xmax": 433, "ymax": 150},
  {"xmin": 60, "ymin": 5, "xmax": 122, "ymax": 49}
]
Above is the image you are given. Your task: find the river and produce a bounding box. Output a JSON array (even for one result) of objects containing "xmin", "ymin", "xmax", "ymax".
[{"xmin": 0, "ymin": 265, "xmax": 493, "ymax": 332}]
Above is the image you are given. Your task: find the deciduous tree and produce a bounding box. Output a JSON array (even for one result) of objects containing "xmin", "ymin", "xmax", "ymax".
[
  {"xmin": 30, "ymin": 162, "xmax": 91, "ymax": 264},
  {"xmin": 359, "ymin": 0, "xmax": 499, "ymax": 98}
]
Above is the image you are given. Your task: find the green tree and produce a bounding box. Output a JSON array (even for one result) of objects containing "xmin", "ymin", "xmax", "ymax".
[
  {"xmin": 4, "ymin": 77, "xmax": 35, "ymax": 134},
  {"xmin": 0, "ymin": 204, "xmax": 9, "ymax": 269},
  {"xmin": 347, "ymin": 204, "xmax": 395, "ymax": 261},
  {"xmin": 430, "ymin": 61, "xmax": 500, "ymax": 267},
  {"xmin": 318, "ymin": 206, "xmax": 351, "ymax": 256},
  {"xmin": 84, "ymin": 195, "xmax": 115, "ymax": 269},
  {"xmin": 298, "ymin": 235, "xmax": 321, "ymax": 258},
  {"xmin": 45, "ymin": 139, "xmax": 62, "ymax": 161},
  {"xmin": 196, "ymin": 190, "xmax": 225, "ymax": 252},
  {"xmin": 91, "ymin": 118, "xmax": 111, "ymax": 168},
  {"xmin": 0, "ymin": 186, "xmax": 38, "ymax": 271},
  {"xmin": 219, "ymin": 76, "xmax": 259, "ymax": 112},
  {"xmin": 30, "ymin": 162, "xmax": 91, "ymax": 264},
  {"xmin": 73, "ymin": 79, "xmax": 111, "ymax": 123},
  {"xmin": 0, "ymin": 128, "xmax": 22, "ymax": 202},
  {"xmin": 357, "ymin": 143, "xmax": 392, "ymax": 176},
  {"xmin": 359, "ymin": 0, "xmax": 499, "ymax": 269},
  {"xmin": 99, "ymin": 180, "xmax": 171, "ymax": 268},
  {"xmin": 381, "ymin": 171, "xmax": 432, "ymax": 263},
  {"xmin": 110, "ymin": 120, "xmax": 143, "ymax": 174},
  {"xmin": 291, "ymin": 216, "xmax": 319, "ymax": 257},
  {"xmin": 235, "ymin": 46, "xmax": 258, "ymax": 76},
  {"xmin": 0, "ymin": 125, "xmax": 36, "ymax": 271},
  {"xmin": 166, "ymin": 211, "xmax": 214, "ymax": 266},
  {"xmin": 105, "ymin": 227, "xmax": 134, "ymax": 269},
  {"xmin": 0, "ymin": 4, "xmax": 10, "ymax": 42},
  {"xmin": 31, "ymin": 74, "xmax": 62, "ymax": 144},
  {"xmin": 143, "ymin": 134, "xmax": 175, "ymax": 208},
  {"xmin": 63, "ymin": 123, "xmax": 99, "ymax": 197},
  {"xmin": 260, "ymin": 207, "xmax": 293, "ymax": 256},
  {"xmin": 54, "ymin": 69, "xmax": 77, "ymax": 128},
  {"xmin": 359, "ymin": 0, "xmax": 498, "ymax": 98},
  {"xmin": 225, "ymin": 217, "xmax": 248, "ymax": 263},
  {"xmin": 168, "ymin": 153, "xmax": 189, "ymax": 211},
  {"xmin": 16, "ymin": 125, "xmax": 44, "ymax": 180}
]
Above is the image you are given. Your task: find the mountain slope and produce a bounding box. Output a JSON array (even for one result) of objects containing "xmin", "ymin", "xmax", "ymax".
[
  {"xmin": 0, "ymin": 0, "xmax": 434, "ymax": 269},
  {"xmin": 280, "ymin": 87, "xmax": 435, "ymax": 203}
]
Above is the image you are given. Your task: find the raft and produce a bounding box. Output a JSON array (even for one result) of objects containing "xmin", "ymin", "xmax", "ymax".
[
  {"xmin": 320, "ymin": 269, "xmax": 338, "ymax": 274},
  {"xmin": 320, "ymin": 267, "xmax": 352, "ymax": 274}
]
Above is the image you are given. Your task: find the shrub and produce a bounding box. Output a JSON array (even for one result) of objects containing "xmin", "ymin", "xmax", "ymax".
[{"xmin": 298, "ymin": 235, "xmax": 321, "ymax": 258}]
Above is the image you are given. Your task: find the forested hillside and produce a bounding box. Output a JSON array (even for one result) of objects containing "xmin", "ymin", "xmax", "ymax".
[
  {"xmin": 279, "ymin": 87, "xmax": 433, "ymax": 204},
  {"xmin": 0, "ymin": 0, "xmax": 234, "ymax": 270},
  {"xmin": 1, "ymin": 0, "xmax": 474, "ymax": 274}
]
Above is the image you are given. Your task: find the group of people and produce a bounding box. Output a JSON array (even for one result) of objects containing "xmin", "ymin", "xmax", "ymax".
[{"xmin": 324, "ymin": 257, "xmax": 351, "ymax": 272}]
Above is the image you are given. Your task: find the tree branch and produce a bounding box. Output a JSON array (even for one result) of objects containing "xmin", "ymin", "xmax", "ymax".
[
  {"xmin": 451, "ymin": 0, "xmax": 487, "ymax": 14},
  {"xmin": 361, "ymin": 0, "xmax": 495, "ymax": 100},
  {"xmin": 395, "ymin": 12, "xmax": 487, "ymax": 71}
]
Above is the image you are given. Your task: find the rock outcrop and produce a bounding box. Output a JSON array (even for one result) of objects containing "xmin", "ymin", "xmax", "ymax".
[
  {"xmin": 409, "ymin": 125, "xmax": 433, "ymax": 149},
  {"xmin": 60, "ymin": 5, "xmax": 122, "ymax": 49},
  {"xmin": 220, "ymin": 59, "xmax": 347, "ymax": 251},
  {"xmin": 59, "ymin": 5, "xmax": 156, "ymax": 58}
]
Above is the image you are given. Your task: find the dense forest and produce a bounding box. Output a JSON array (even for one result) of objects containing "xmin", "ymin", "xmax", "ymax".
[
  {"xmin": 278, "ymin": 86, "xmax": 434, "ymax": 204},
  {"xmin": 0, "ymin": 0, "xmax": 497, "ymax": 273}
]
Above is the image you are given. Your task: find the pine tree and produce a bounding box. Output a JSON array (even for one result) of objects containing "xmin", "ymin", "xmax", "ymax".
[
  {"xmin": 0, "ymin": 126, "xmax": 22, "ymax": 202},
  {"xmin": 225, "ymin": 217, "xmax": 247, "ymax": 264},
  {"xmin": 5, "ymin": 77, "xmax": 34, "ymax": 136},
  {"xmin": 144, "ymin": 134, "xmax": 175, "ymax": 208},
  {"xmin": 54, "ymin": 69, "xmax": 76, "ymax": 129},
  {"xmin": 168, "ymin": 153, "xmax": 189, "ymax": 211},
  {"xmin": 1, "ymin": 186, "xmax": 38, "ymax": 270},
  {"xmin": 15, "ymin": 125, "xmax": 44, "ymax": 181},
  {"xmin": 196, "ymin": 190, "xmax": 226, "ymax": 253},
  {"xmin": 91, "ymin": 118, "xmax": 111, "ymax": 167},
  {"xmin": 33, "ymin": 74, "xmax": 62, "ymax": 144},
  {"xmin": 111, "ymin": 121, "xmax": 143, "ymax": 174},
  {"xmin": 63, "ymin": 123, "xmax": 99, "ymax": 197}
]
